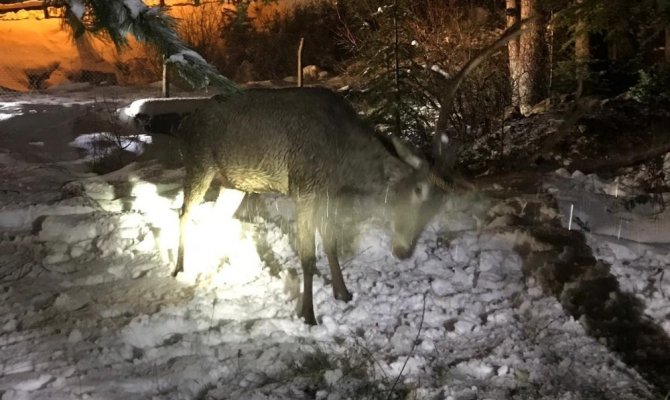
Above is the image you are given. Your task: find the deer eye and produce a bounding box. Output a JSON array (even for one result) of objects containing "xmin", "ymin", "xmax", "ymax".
[{"xmin": 412, "ymin": 182, "xmax": 430, "ymax": 202}]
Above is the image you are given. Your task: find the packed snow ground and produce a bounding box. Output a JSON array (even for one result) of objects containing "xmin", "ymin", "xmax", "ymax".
[{"xmin": 0, "ymin": 92, "xmax": 669, "ymax": 399}]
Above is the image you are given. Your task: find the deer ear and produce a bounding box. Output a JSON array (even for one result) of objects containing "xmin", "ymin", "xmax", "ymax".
[{"xmin": 391, "ymin": 136, "xmax": 427, "ymax": 171}]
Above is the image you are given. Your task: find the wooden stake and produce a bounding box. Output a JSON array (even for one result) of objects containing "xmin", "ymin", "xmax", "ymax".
[
  {"xmin": 568, "ymin": 203, "xmax": 574, "ymax": 230},
  {"xmin": 162, "ymin": 55, "xmax": 170, "ymax": 98},
  {"xmin": 297, "ymin": 37, "xmax": 304, "ymax": 87}
]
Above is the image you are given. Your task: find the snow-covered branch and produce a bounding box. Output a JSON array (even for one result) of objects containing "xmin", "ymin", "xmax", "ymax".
[{"xmin": 64, "ymin": 0, "xmax": 239, "ymax": 93}]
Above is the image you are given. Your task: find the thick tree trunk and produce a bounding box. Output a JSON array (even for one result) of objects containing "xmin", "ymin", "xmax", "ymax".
[
  {"xmin": 575, "ymin": 1, "xmax": 589, "ymax": 97},
  {"xmin": 506, "ymin": 0, "xmax": 521, "ymax": 108},
  {"xmin": 518, "ymin": 0, "xmax": 546, "ymax": 115}
]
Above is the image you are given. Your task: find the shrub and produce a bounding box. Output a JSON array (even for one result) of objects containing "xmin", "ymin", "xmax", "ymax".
[
  {"xmin": 628, "ymin": 67, "xmax": 670, "ymax": 106},
  {"xmin": 176, "ymin": 2, "xmax": 229, "ymax": 69},
  {"xmin": 339, "ymin": 0, "xmax": 509, "ymax": 159},
  {"xmin": 173, "ymin": 0, "xmax": 352, "ymax": 83}
]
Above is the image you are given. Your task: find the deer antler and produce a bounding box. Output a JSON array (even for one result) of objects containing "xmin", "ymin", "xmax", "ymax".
[
  {"xmin": 432, "ymin": 18, "xmax": 534, "ymax": 130},
  {"xmin": 429, "ymin": 167, "xmax": 476, "ymax": 193},
  {"xmin": 428, "ymin": 18, "xmax": 536, "ymax": 192}
]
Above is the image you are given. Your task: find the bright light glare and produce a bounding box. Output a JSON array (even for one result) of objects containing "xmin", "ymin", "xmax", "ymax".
[
  {"xmin": 122, "ymin": 99, "xmax": 148, "ymax": 118},
  {"xmin": 130, "ymin": 182, "xmax": 262, "ymax": 287},
  {"xmin": 130, "ymin": 180, "xmax": 180, "ymax": 264},
  {"xmin": 69, "ymin": 133, "xmax": 153, "ymax": 157}
]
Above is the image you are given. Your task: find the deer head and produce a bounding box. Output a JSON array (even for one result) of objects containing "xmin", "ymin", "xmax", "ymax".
[{"xmin": 387, "ymin": 133, "xmax": 457, "ymax": 259}]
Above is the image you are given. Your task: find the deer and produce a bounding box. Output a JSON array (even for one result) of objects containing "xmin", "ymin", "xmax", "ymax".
[
  {"xmin": 122, "ymin": 21, "xmax": 527, "ymax": 325},
  {"xmin": 122, "ymin": 89, "xmax": 454, "ymax": 326},
  {"xmin": 166, "ymin": 87, "xmax": 452, "ymax": 325}
]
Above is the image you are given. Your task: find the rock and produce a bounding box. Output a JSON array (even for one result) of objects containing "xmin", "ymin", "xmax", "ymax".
[
  {"xmin": 45, "ymin": 82, "xmax": 92, "ymax": 93},
  {"xmin": 68, "ymin": 70, "xmax": 118, "ymax": 86},
  {"xmin": 503, "ymin": 106, "xmax": 521, "ymax": 121},
  {"xmin": 234, "ymin": 60, "xmax": 256, "ymax": 83},
  {"xmin": 302, "ymin": 65, "xmax": 321, "ymax": 81},
  {"xmin": 24, "ymin": 62, "xmax": 60, "ymax": 90},
  {"xmin": 529, "ymin": 98, "xmax": 551, "ymax": 115}
]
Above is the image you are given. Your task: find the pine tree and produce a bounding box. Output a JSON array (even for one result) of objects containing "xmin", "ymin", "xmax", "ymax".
[
  {"xmin": 63, "ymin": 0, "xmax": 239, "ymax": 93},
  {"xmin": 552, "ymin": 0, "xmax": 670, "ymax": 95},
  {"xmin": 345, "ymin": 0, "xmax": 437, "ymax": 147},
  {"xmin": 506, "ymin": 0, "xmax": 521, "ymax": 108},
  {"xmin": 517, "ymin": 0, "xmax": 548, "ymax": 115}
]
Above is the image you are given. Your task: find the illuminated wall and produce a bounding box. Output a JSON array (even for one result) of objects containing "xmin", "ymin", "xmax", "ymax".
[
  {"xmin": 0, "ymin": 0, "xmax": 303, "ymax": 92},
  {"xmin": 0, "ymin": 1, "xmax": 220, "ymax": 91}
]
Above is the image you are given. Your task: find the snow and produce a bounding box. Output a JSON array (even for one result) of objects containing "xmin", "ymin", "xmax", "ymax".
[
  {"xmin": 120, "ymin": 96, "xmax": 211, "ymax": 119},
  {"xmin": 66, "ymin": 0, "xmax": 85, "ymax": 20},
  {"xmin": 431, "ymin": 64, "xmax": 451, "ymax": 79},
  {"xmin": 168, "ymin": 50, "xmax": 208, "ymax": 66},
  {"xmin": 0, "ymin": 91, "xmax": 668, "ymax": 399},
  {"xmin": 123, "ymin": 0, "xmax": 147, "ymax": 19},
  {"xmin": 69, "ymin": 132, "xmax": 153, "ymax": 157}
]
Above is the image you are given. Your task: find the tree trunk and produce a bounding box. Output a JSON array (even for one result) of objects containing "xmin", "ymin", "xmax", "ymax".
[
  {"xmin": 506, "ymin": 0, "xmax": 521, "ymax": 108},
  {"xmin": 665, "ymin": 27, "xmax": 670, "ymax": 62},
  {"xmin": 518, "ymin": 0, "xmax": 546, "ymax": 115},
  {"xmin": 575, "ymin": 0, "xmax": 589, "ymax": 97}
]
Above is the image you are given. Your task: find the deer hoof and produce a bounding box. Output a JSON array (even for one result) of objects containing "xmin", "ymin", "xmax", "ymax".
[
  {"xmin": 334, "ymin": 290, "xmax": 352, "ymax": 303},
  {"xmin": 298, "ymin": 308, "xmax": 318, "ymax": 326}
]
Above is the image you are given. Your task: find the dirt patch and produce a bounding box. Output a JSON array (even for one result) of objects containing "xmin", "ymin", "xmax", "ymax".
[{"xmin": 491, "ymin": 195, "xmax": 670, "ymax": 395}]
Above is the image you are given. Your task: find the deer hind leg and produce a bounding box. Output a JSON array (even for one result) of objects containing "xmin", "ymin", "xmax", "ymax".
[
  {"xmin": 322, "ymin": 221, "xmax": 352, "ymax": 302},
  {"xmin": 174, "ymin": 166, "xmax": 216, "ymax": 277},
  {"xmin": 296, "ymin": 200, "xmax": 318, "ymax": 325}
]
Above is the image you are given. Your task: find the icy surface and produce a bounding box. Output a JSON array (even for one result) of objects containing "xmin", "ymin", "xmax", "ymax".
[{"xmin": 69, "ymin": 132, "xmax": 153, "ymax": 157}]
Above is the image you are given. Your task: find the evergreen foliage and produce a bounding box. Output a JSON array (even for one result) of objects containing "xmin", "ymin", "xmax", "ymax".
[
  {"xmin": 628, "ymin": 66, "xmax": 670, "ymax": 106},
  {"xmin": 214, "ymin": 0, "xmax": 345, "ymax": 82},
  {"xmin": 342, "ymin": 0, "xmax": 437, "ymax": 147},
  {"xmin": 340, "ymin": 0, "xmax": 509, "ymax": 155},
  {"xmin": 550, "ymin": 0, "xmax": 670, "ymax": 95},
  {"xmin": 63, "ymin": 0, "xmax": 239, "ymax": 93}
]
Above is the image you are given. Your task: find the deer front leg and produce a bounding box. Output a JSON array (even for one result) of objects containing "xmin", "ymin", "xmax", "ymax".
[
  {"xmin": 174, "ymin": 168, "xmax": 215, "ymax": 277},
  {"xmin": 296, "ymin": 204, "xmax": 318, "ymax": 325}
]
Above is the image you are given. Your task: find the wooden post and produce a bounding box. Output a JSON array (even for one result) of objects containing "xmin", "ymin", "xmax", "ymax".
[
  {"xmin": 297, "ymin": 37, "xmax": 304, "ymax": 87},
  {"xmin": 162, "ymin": 56, "xmax": 170, "ymax": 98}
]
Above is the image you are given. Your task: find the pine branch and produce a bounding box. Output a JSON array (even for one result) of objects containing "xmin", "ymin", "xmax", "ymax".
[{"xmin": 64, "ymin": 0, "xmax": 239, "ymax": 93}]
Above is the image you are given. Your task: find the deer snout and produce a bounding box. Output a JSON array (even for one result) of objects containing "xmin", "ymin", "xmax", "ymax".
[
  {"xmin": 391, "ymin": 240, "xmax": 414, "ymax": 260},
  {"xmin": 392, "ymin": 246, "xmax": 412, "ymax": 260}
]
